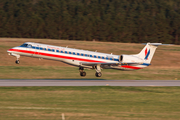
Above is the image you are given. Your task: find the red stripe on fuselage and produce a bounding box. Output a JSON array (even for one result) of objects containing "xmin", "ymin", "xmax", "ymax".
[
  {"xmin": 121, "ymin": 65, "xmax": 141, "ymax": 70},
  {"xmin": 8, "ymin": 48, "xmax": 106, "ymax": 63}
]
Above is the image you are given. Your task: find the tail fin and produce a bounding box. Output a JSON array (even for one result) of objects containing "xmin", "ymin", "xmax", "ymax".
[{"xmin": 136, "ymin": 43, "xmax": 162, "ymax": 64}]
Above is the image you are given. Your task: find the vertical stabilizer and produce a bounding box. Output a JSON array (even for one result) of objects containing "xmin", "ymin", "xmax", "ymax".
[{"xmin": 136, "ymin": 43, "xmax": 162, "ymax": 64}]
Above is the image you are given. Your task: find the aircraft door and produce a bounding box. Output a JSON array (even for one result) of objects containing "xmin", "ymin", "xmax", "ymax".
[{"xmin": 26, "ymin": 44, "xmax": 33, "ymax": 56}]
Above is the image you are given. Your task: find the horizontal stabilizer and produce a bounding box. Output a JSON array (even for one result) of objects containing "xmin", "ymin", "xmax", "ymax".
[{"xmin": 142, "ymin": 43, "xmax": 173, "ymax": 46}]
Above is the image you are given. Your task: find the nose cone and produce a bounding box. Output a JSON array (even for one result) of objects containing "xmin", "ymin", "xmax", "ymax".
[
  {"xmin": 7, "ymin": 47, "xmax": 15, "ymax": 53},
  {"xmin": 7, "ymin": 46, "xmax": 20, "ymax": 54},
  {"xmin": 7, "ymin": 49, "xmax": 12, "ymax": 53},
  {"xmin": 7, "ymin": 49, "xmax": 12, "ymax": 56}
]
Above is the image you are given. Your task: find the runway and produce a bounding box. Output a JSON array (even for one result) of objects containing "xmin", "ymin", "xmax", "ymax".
[{"xmin": 0, "ymin": 80, "xmax": 180, "ymax": 86}]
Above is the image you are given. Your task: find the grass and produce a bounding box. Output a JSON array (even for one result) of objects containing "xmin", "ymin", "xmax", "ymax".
[
  {"xmin": 0, "ymin": 66, "xmax": 179, "ymax": 80},
  {"xmin": 0, "ymin": 38, "xmax": 180, "ymax": 79},
  {"xmin": 0, "ymin": 86, "xmax": 180, "ymax": 120}
]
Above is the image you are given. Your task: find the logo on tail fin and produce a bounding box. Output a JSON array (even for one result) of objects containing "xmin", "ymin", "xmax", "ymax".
[{"xmin": 144, "ymin": 48, "xmax": 150, "ymax": 60}]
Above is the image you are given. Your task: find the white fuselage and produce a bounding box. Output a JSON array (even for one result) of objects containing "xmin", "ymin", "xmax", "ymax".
[{"xmin": 7, "ymin": 42, "xmax": 149, "ymax": 70}]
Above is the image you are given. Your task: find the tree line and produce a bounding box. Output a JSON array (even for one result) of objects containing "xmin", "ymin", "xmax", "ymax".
[{"xmin": 0, "ymin": 0, "xmax": 180, "ymax": 44}]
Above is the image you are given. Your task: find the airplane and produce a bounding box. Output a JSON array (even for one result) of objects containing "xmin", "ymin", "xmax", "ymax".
[{"xmin": 7, "ymin": 42, "xmax": 162, "ymax": 77}]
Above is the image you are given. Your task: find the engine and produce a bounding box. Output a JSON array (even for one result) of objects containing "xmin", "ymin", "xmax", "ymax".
[{"xmin": 120, "ymin": 55, "xmax": 143, "ymax": 63}]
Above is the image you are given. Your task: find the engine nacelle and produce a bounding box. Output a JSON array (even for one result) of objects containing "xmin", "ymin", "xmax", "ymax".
[{"xmin": 120, "ymin": 55, "xmax": 143, "ymax": 63}]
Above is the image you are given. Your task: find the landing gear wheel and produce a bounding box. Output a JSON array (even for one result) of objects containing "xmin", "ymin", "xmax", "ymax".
[
  {"xmin": 15, "ymin": 60, "xmax": 20, "ymax": 64},
  {"xmin": 79, "ymin": 67, "xmax": 84, "ymax": 70},
  {"xmin": 95, "ymin": 72, "xmax": 102, "ymax": 77},
  {"xmin": 80, "ymin": 72, "xmax": 86, "ymax": 77}
]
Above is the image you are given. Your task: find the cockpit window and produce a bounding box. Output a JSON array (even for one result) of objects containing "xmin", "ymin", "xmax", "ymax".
[
  {"xmin": 20, "ymin": 43, "xmax": 28, "ymax": 47},
  {"xmin": 27, "ymin": 44, "xmax": 32, "ymax": 48}
]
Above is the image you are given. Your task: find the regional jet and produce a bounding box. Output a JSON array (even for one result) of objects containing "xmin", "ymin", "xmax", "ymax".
[{"xmin": 7, "ymin": 42, "xmax": 162, "ymax": 77}]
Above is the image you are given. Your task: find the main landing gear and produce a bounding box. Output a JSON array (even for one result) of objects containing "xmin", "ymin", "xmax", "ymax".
[
  {"xmin": 79, "ymin": 67, "xmax": 86, "ymax": 77},
  {"xmin": 95, "ymin": 65, "xmax": 102, "ymax": 77},
  {"xmin": 95, "ymin": 72, "xmax": 102, "ymax": 77},
  {"xmin": 79, "ymin": 65, "xmax": 102, "ymax": 77}
]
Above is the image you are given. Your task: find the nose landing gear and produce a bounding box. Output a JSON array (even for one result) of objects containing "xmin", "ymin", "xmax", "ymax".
[
  {"xmin": 15, "ymin": 55, "xmax": 20, "ymax": 64},
  {"xmin": 9, "ymin": 53, "xmax": 20, "ymax": 64}
]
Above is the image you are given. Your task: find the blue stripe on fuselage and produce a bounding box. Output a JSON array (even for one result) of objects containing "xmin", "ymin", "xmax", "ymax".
[{"xmin": 141, "ymin": 63, "xmax": 151, "ymax": 66}]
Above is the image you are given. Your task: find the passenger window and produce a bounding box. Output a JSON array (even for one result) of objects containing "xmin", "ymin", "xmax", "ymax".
[{"xmin": 102, "ymin": 57, "xmax": 104, "ymax": 59}]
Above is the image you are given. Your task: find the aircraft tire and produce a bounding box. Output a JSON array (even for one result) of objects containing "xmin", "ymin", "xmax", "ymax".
[
  {"xmin": 80, "ymin": 72, "xmax": 86, "ymax": 77},
  {"xmin": 95, "ymin": 72, "xmax": 102, "ymax": 77},
  {"xmin": 15, "ymin": 60, "xmax": 20, "ymax": 64}
]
